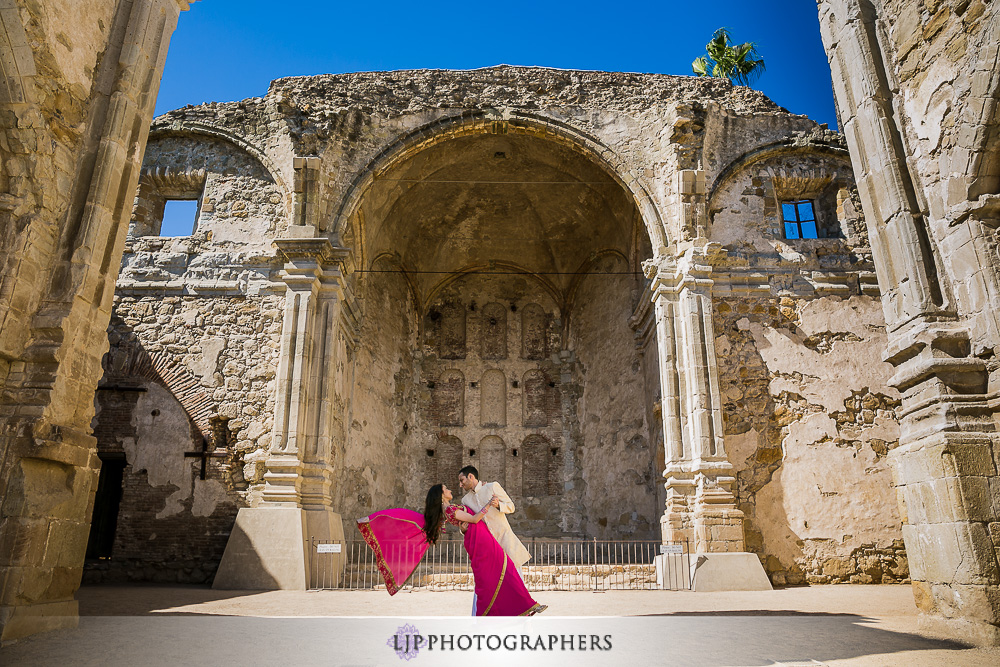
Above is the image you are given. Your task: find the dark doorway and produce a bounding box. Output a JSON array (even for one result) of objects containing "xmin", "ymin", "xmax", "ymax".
[{"xmin": 85, "ymin": 454, "xmax": 126, "ymax": 560}]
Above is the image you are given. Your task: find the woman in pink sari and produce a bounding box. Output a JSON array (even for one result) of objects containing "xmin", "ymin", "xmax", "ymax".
[{"xmin": 357, "ymin": 484, "xmax": 546, "ymax": 616}]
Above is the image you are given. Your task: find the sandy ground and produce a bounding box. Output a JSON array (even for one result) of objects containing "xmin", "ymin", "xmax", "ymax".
[{"xmin": 1, "ymin": 584, "xmax": 997, "ymax": 666}]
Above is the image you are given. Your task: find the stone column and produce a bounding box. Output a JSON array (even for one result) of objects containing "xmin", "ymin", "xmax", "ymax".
[
  {"xmin": 213, "ymin": 238, "xmax": 351, "ymax": 590},
  {"xmin": 0, "ymin": 0, "xmax": 192, "ymax": 642},
  {"xmin": 647, "ymin": 242, "xmax": 771, "ymax": 591},
  {"xmin": 818, "ymin": 0, "xmax": 1000, "ymax": 645}
]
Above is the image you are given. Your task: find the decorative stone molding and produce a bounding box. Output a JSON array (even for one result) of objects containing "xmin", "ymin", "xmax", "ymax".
[
  {"xmin": 645, "ymin": 241, "xmax": 745, "ymax": 553},
  {"xmin": 131, "ymin": 167, "xmax": 207, "ymax": 237},
  {"xmin": 138, "ymin": 166, "xmax": 207, "ymax": 196},
  {"xmin": 264, "ymin": 237, "xmax": 353, "ymax": 507},
  {"xmin": 768, "ymin": 167, "xmax": 836, "ymax": 201}
]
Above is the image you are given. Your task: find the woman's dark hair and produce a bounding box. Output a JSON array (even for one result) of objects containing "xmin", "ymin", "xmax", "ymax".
[{"xmin": 423, "ymin": 484, "xmax": 444, "ymax": 545}]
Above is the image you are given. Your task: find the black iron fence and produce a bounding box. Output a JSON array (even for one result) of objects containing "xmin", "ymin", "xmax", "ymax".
[{"xmin": 309, "ymin": 537, "xmax": 691, "ymax": 591}]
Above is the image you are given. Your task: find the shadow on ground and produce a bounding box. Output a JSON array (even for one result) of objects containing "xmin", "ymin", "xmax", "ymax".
[{"xmin": 76, "ymin": 584, "xmax": 254, "ymax": 616}]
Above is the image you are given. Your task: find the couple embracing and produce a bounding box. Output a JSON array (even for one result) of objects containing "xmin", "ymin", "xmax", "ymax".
[{"xmin": 357, "ymin": 465, "xmax": 546, "ymax": 616}]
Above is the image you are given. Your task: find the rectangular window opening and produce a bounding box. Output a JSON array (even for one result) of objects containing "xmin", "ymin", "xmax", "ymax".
[
  {"xmin": 781, "ymin": 199, "xmax": 818, "ymax": 239},
  {"xmin": 160, "ymin": 199, "xmax": 199, "ymax": 237}
]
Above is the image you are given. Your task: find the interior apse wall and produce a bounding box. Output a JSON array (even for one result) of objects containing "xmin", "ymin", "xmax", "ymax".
[
  {"xmin": 335, "ymin": 269, "xmax": 417, "ymax": 523},
  {"xmin": 570, "ymin": 255, "xmax": 659, "ymax": 540},
  {"xmin": 409, "ymin": 272, "xmax": 570, "ymax": 536}
]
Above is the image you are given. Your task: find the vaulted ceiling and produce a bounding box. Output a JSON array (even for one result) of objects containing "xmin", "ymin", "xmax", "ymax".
[{"xmin": 358, "ymin": 132, "xmax": 650, "ymax": 298}]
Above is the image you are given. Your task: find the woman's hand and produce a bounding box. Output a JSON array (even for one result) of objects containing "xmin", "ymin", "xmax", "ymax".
[{"xmin": 450, "ymin": 499, "xmax": 495, "ymax": 525}]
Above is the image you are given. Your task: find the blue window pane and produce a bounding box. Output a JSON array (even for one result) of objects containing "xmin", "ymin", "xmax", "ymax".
[
  {"xmin": 161, "ymin": 200, "xmax": 198, "ymax": 236},
  {"xmin": 797, "ymin": 201, "xmax": 815, "ymax": 221},
  {"xmin": 800, "ymin": 220, "xmax": 818, "ymax": 238},
  {"xmin": 784, "ymin": 222, "xmax": 800, "ymax": 239},
  {"xmin": 782, "ymin": 203, "xmax": 796, "ymax": 221}
]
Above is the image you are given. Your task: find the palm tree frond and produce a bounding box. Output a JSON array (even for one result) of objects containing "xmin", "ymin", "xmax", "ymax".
[{"xmin": 693, "ymin": 27, "xmax": 766, "ymax": 87}]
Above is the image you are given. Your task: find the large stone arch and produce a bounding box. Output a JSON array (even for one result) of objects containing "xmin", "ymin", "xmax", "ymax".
[{"xmin": 332, "ymin": 110, "xmax": 669, "ymax": 252}]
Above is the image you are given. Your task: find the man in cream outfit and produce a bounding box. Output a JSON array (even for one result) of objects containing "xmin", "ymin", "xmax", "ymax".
[{"xmin": 458, "ymin": 465, "xmax": 531, "ymax": 615}]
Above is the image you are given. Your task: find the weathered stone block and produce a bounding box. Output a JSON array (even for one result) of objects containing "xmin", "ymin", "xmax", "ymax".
[{"xmin": 906, "ymin": 521, "xmax": 1000, "ymax": 586}]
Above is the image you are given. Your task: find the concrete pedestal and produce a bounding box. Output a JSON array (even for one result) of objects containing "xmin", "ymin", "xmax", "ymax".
[
  {"xmin": 689, "ymin": 552, "xmax": 772, "ymax": 592},
  {"xmin": 213, "ymin": 506, "xmax": 344, "ymax": 590}
]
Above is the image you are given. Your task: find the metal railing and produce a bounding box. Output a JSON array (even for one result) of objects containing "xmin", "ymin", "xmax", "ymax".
[{"xmin": 309, "ymin": 536, "xmax": 691, "ymax": 592}]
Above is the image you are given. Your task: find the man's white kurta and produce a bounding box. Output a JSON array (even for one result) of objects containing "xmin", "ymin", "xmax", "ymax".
[{"xmin": 462, "ymin": 480, "xmax": 530, "ymax": 567}]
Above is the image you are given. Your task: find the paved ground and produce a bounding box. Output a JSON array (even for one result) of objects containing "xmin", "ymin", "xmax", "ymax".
[{"xmin": 2, "ymin": 584, "xmax": 997, "ymax": 665}]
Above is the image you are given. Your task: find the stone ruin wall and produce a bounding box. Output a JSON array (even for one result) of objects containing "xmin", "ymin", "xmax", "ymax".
[
  {"xmin": 92, "ymin": 66, "xmax": 911, "ymax": 584},
  {"xmin": 570, "ymin": 256, "xmax": 660, "ymax": 540},
  {"xmin": 707, "ymin": 140, "xmax": 906, "ymax": 585},
  {"xmin": 334, "ymin": 268, "xmax": 415, "ymax": 523},
  {"xmin": 86, "ymin": 133, "xmax": 288, "ymax": 582},
  {"xmin": 406, "ymin": 265, "xmax": 658, "ymax": 540}
]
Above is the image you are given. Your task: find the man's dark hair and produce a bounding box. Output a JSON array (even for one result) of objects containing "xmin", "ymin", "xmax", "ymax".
[{"xmin": 459, "ymin": 465, "xmax": 479, "ymax": 480}]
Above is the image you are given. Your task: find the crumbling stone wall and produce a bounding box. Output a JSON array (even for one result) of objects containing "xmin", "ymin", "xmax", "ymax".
[
  {"xmin": 707, "ymin": 134, "xmax": 905, "ymax": 584},
  {"xmin": 88, "ymin": 128, "xmax": 289, "ymax": 579},
  {"xmin": 86, "ymin": 382, "xmax": 239, "ymax": 584},
  {"xmin": 85, "ymin": 292, "xmax": 282, "ymax": 581},
  {"xmin": 715, "ymin": 294, "xmax": 905, "ymax": 585}
]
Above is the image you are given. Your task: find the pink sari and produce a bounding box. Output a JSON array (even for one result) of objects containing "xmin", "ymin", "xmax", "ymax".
[
  {"xmin": 448, "ymin": 504, "xmax": 544, "ymax": 617},
  {"xmin": 357, "ymin": 505, "xmax": 544, "ymax": 616}
]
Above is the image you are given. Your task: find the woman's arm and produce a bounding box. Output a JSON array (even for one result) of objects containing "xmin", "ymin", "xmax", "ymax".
[{"xmin": 451, "ymin": 498, "xmax": 494, "ymax": 524}]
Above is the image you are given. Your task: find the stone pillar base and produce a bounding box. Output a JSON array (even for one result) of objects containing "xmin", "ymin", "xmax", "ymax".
[
  {"xmin": 0, "ymin": 599, "xmax": 79, "ymax": 643},
  {"xmin": 213, "ymin": 506, "xmax": 344, "ymax": 590},
  {"xmin": 918, "ymin": 613, "xmax": 1000, "ymax": 647},
  {"xmin": 689, "ymin": 552, "xmax": 772, "ymax": 592}
]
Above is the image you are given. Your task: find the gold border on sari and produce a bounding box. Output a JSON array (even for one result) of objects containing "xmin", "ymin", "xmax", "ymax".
[
  {"xmin": 480, "ymin": 554, "xmax": 507, "ymax": 616},
  {"xmin": 519, "ymin": 603, "xmax": 547, "ymax": 616},
  {"xmin": 357, "ymin": 519, "xmax": 400, "ymax": 595}
]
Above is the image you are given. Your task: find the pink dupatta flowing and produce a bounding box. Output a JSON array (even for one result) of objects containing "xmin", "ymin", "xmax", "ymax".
[{"xmin": 356, "ymin": 508, "xmax": 429, "ymax": 595}]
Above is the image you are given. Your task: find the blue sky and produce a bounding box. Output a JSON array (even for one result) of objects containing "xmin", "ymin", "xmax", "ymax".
[{"xmin": 155, "ymin": 0, "xmax": 837, "ymax": 128}]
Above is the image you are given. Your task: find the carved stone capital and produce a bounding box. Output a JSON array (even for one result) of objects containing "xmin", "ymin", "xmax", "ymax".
[
  {"xmin": 273, "ymin": 237, "xmax": 351, "ymax": 295},
  {"xmin": 647, "ymin": 241, "xmax": 726, "ymax": 298}
]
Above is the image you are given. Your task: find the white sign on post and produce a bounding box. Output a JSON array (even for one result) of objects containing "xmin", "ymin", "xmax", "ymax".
[
  {"xmin": 659, "ymin": 544, "xmax": 684, "ymax": 554},
  {"xmin": 316, "ymin": 543, "xmax": 342, "ymax": 554}
]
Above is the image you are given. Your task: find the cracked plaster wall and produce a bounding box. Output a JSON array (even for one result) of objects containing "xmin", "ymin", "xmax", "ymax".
[
  {"xmin": 716, "ymin": 295, "xmax": 905, "ymax": 585},
  {"xmin": 87, "ymin": 381, "xmax": 239, "ymax": 584}
]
